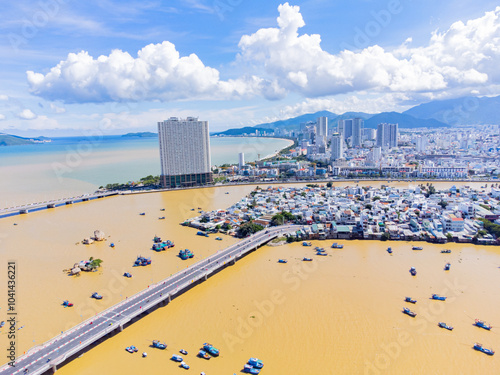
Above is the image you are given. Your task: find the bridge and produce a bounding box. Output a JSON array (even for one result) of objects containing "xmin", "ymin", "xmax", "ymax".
[
  {"xmin": 0, "ymin": 225, "xmax": 299, "ymax": 375},
  {"xmin": 0, "ymin": 192, "xmax": 120, "ymax": 218}
]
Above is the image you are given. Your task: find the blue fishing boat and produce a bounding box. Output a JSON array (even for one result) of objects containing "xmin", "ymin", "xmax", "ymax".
[
  {"xmin": 0, "ymin": 321, "xmax": 4, "ymax": 328},
  {"xmin": 438, "ymin": 322, "xmax": 453, "ymax": 330},
  {"xmin": 303, "ymin": 257, "xmax": 313, "ymax": 261},
  {"xmin": 62, "ymin": 300, "xmax": 73, "ymax": 307},
  {"xmin": 387, "ymin": 247, "xmax": 392, "ymax": 254},
  {"xmin": 243, "ymin": 364, "xmax": 260, "ymax": 374},
  {"xmin": 278, "ymin": 259, "xmax": 288, "ymax": 264},
  {"xmin": 316, "ymin": 251, "xmax": 327, "ymax": 256},
  {"xmin": 405, "ymin": 297, "xmax": 417, "ymax": 304},
  {"xmin": 123, "ymin": 272, "xmax": 132, "ymax": 278},
  {"xmin": 179, "ymin": 249, "xmax": 194, "ymax": 260},
  {"xmin": 473, "ymin": 343, "xmax": 494, "ymax": 355},
  {"xmin": 409, "ymin": 267, "xmax": 417, "ymax": 276},
  {"xmin": 153, "ymin": 236, "xmax": 162, "ymax": 243},
  {"xmin": 158, "ymin": 217, "xmax": 165, "ymax": 220},
  {"xmin": 203, "ymin": 343, "xmax": 219, "ymax": 357},
  {"xmin": 126, "ymin": 346, "xmax": 138, "ymax": 353},
  {"xmin": 133, "ymin": 256, "xmax": 151, "ymax": 267},
  {"xmin": 110, "ymin": 243, "xmax": 115, "ymax": 248},
  {"xmin": 179, "ymin": 349, "xmax": 188, "ymax": 355},
  {"xmin": 441, "ymin": 249, "xmax": 451, "ymax": 253},
  {"xmin": 431, "ymin": 294, "xmax": 446, "ymax": 301},
  {"xmin": 142, "ymin": 352, "xmax": 147, "ymax": 357},
  {"xmin": 152, "ymin": 340, "xmax": 167, "ymax": 349},
  {"xmin": 302, "ymin": 241, "xmax": 312, "ymax": 246},
  {"xmin": 197, "ymin": 231, "xmax": 209, "ymax": 237},
  {"xmin": 331, "ymin": 243, "xmax": 344, "ymax": 249},
  {"xmin": 403, "ymin": 307, "xmax": 416, "ymax": 317},
  {"xmin": 412, "ymin": 246, "xmax": 423, "ymax": 250},
  {"xmin": 171, "ymin": 354, "xmax": 183, "ymax": 362},
  {"xmin": 248, "ymin": 358, "xmax": 264, "ymax": 369},
  {"xmin": 91, "ymin": 292, "xmax": 103, "ymax": 300},
  {"xmin": 180, "ymin": 362, "xmax": 189, "ymax": 369},
  {"xmin": 139, "ymin": 212, "xmax": 145, "ymax": 216},
  {"xmin": 444, "ymin": 263, "xmax": 451, "ymax": 271},
  {"xmin": 198, "ymin": 350, "xmax": 210, "ymax": 360},
  {"xmin": 160, "ymin": 208, "xmax": 165, "ymax": 211},
  {"xmin": 474, "ymin": 319, "xmax": 492, "ymax": 330},
  {"xmin": 215, "ymin": 237, "xmax": 222, "ymax": 241}
]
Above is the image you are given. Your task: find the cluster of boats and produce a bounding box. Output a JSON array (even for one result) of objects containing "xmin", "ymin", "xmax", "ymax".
[
  {"xmin": 315, "ymin": 247, "xmax": 327, "ymax": 256},
  {"xmin": 179, "ymin": 249, "xmax": 194, "ymax": 260},
  {"xmin": 133, "ymin": 256, "xmax": 152, "ymax": 267},
  {"xmin": 243, "ymin": 358, "xmax": 264, "ymax": 374},
  {"xmin": 125, "ymin": 345, "xmax": 138, "ymax": 353},
  {"xmin": 202, "ymin": 343, "xmax": 220, "ymax": 357},
  {"xmin": 171, "ymin": 354, "xmax": 190, "ymax": 369},
  {"xmin": 152, "ymin": 240, "xmax": 174, "ymax": 251}
]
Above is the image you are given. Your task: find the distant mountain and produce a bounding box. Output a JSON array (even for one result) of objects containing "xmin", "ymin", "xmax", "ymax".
[
  {"xmin": 363, "ymin": 112, "xmax": 449, "ymax": 129},
  {"xmin": 256, "ymin": 111, "xmax": 338, "ymax": 130},
  {"xmin": 121, "ymin": 132, "xmax": 157, "ymax": 138},
  {"xmin": 0, "ymin": 133, "xmax": 48, "ymax": 146},
  {"xmin": 213, "ymin": 127, "xmax": 273, "ymax": 136},
  {"xmin": 403, "ymin": 95, "xmax": 500, "ymax": 125}
]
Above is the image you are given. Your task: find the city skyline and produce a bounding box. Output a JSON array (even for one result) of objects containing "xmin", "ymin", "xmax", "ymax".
[{"xmin": 1, "ymin": 1, "xmax": 500, "ymax": 136}]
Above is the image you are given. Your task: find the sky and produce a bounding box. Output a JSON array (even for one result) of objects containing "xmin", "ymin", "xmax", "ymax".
[{"xmin": 0, "ymin": 0, "xmax": 500, "ymax": 136}]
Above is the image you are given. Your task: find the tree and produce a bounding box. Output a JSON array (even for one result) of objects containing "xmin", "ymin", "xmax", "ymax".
[
  {"xmin": 200, "ymin": 216, "xmax": 209, "ymax": 223},
  {"xmin": 381, "ymin": 232, "xmax": 390, "ymax": 241},
  {"xmin": 282, "ymin": 211, "xmax": 295, "ymax": 221},
  {"xmin": 326, "ymin": 181, "xmax": 333, "ymax": 188},
  {"xmin": 237, "ymin": 222, "xmax": 264, "ymax": 237},
  {"xmin": 271, "ymin": 214, "xmax": 285, "ymax": 226},
  {"xmin": 438, "ymin": 200, "xmax": 448, "ymax": 209},
  {"xmin": 373, "ymin": 196, "xmax": 381, "ymax": 201},
  {"xmin": 446, "ymin": 233, "xmax": 453, "ymax": 241},
  {"xmin": 365, "ymin": 204, "xmax": 372, "ymax": 210}
]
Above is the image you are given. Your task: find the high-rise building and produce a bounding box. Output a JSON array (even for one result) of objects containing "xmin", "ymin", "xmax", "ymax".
[
  {"xmin": 158, "ymin": 116, "xmax": 212, "ymax": 188},
  {"xmin": 352, "ymin": 118, "xmax": 364, "ymax": 147},
  {"xmin": 239, "ymin": 152, "xmax": 245, "ymax": 169},
  {"xmin": 363, "ymin": 128, "xmax": 376, "ymax": 140},
  {"xmin": 316, "ymin": 117, "xmax": 328, "ymax": 144},
  {"xmin": 416, "ymin": 136, "xmax": 428, "ymax": 153},
  {"xmin": 330, "ymin": 133, "xmax": 344, "ymax": 161},
  {"xmin": 376, "ymin": 123, "xmax": 399, "ymax": 149},
  {"xmin": 338, "ymin": 119, "xmax": 353, "ymax": 142}
]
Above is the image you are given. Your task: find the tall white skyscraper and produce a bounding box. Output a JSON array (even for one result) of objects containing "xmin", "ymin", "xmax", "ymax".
[
  {"xmin": 376, "ymin": 123, "xmax": 399, "ymax": 149},
  {"xmin": 416, "ymin": 136, "xmax": 428, "ymax": 153},
  {"xmin": 352, "ymin": 118, "xmax": 364, "ymax": 147},
  {"xmin": 330, "ymin": 133, "xmax": 344, "ymax": 161},
  {"xmin": 158, "ymin": 116, "xmax": 212, "ymax": 188},
  {"xmin": 316, "ymin": 117, "xmax": 328, "ymax": 146},
  {"xmin": 239, "ymin": 152, "xmax": 245, "ymax": 169}
]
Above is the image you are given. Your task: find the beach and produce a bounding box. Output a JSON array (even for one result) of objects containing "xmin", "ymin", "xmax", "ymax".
[{"xmin": 1, "ymin": 181, "xmax": 499, "ymax": 374}]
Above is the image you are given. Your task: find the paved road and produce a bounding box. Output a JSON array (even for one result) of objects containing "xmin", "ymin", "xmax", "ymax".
[{"xmin": 0, "ymin": 225, "xmax": 299, "ymax": 375}]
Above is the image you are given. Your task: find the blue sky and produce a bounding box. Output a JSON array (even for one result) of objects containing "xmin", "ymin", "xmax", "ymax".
[{"xmin": 1, "ymin": 0, "xmax": 499, "ymax": 135}]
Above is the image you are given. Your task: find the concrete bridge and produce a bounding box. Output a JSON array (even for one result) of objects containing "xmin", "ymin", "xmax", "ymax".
[
  {"xmin": 0, "ymin": 192, "xmax": 119, "ymax": 218},
  {"xmin": 0, "ymin": 225, "xmax": 299, "ymax": 375}
]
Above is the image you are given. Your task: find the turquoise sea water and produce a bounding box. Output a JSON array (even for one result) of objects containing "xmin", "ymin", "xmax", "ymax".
[{"xmin": 0, "ymin": 136, "xmax": 292, "ymax": 205}]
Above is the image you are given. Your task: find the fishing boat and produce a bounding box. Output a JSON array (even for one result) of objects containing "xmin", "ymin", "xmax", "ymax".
[
  {"xmin": 198, "ymin": 350, "xmax": 210, "ymax": 359},
  {"xmin": 0, "ymin": 321, "xmax": 5, "ymax": 328},
  {"xmin": 125, "ymin": 346, "xmax": 138, "ymax": 353},
  {"xmin": 405, "ymin": 297, "xmax": 417, "ymax": 304},
  {"xmin": 179, "ymin": 349, "xmax": 188, "ymax": 355},
  {"xmin": 403, "ymin": 307, "xmax": 416, "ymax": 317},
  {"xmin": 179, "ymin": 249, "xmax": 194, "ymax": 260},
  {"xmin": 197, "ymin": 231, "xmax": 209, "ymax": 237},
  {"xmin": 152, "ymin": 340, "xmax": 167, "ymax": 349},
  {"xmin": 473, "ymin": 343, "xmax": 494, "ymax": 355},
  {"xmin": 444, "ymin": 263, "xmax": 451, "ymax": 271},
  {"xmin": 316, "ymin": 251, "xmax": 328, "ymax": 256},
  {"xmin": 243, "ymin": 364, "xmax": 260, "ymax": 374},
  {"xmin": 278, "ymin": 259, "xmax": 288, "ymax": 264},
  {"xmin": 171, "ymin": 354, "xmax": 183, "ymax": 362},
  {"xmin": 303, "ymin": 257, "xmax": 313, "ymax": 261},
  {"xmin": 139, "ymin": 213, "xmax": 145, "ymax": 216},
  {"xmin": 431, "ymin": 294, "xmax": 447, "ymax": 301},
  {"xmin": 203, "ymin": 343, "xmax": 220, "ymax": 357},
  {"xmin": 153, "ymin": 236, "xmax": 162, "ymax": 243},
  {"xmin": 62, "ymin": 300, "xmax": 73, "ymax": 307},
  {"xmin": 474, "ymin": 319, "xmax": 492, "ymax": 330},
  {"xmin": 123, "ymin": 272, "xmax": 132, "ymax": 278},
  {"xmin": 158, "ymin": 217, "xmax": 165, "ymax": 220},
  {"xmin": 302, "ymin": 242, "xmax": 312, "ymax": 246},
  {"xmin": 91, "ymin": 292, "xmax": 103, "ymax": 300},
  {"xmin": 142, "ymin": 352, "xmax": 147, "ymax": 357},
  {"xmin": 160, "ymin": 208, "xmax": 165, "ymax": 211},
  {"xmin": 331, "ymin": 243, "xmax": 344, "ymax": 249},
  {"xmin": 438, "ymin": 322, "xmax": 453, "ymax": 330},
  {"xmin": 215, "ymin": 237, "xmax": 222, "ymax": 241},
  {"xmin": 441, "ymin": 249, "xmax": 451, "ymax": 253},
  {"xmin": 110, "ymin": 243, "xmax": 115, "ymax": 248},
  {"xmin": 248, "ymin": 358, "xmax": 264, "ymax": 369},
  {"xmin": 387, "ymin": 247, "xmax": 393, "ymax": 254},
  {"xmin": 412, "ymin": 246, "xmax": 423, "ymax": 250},
  {"xmin": 133, "ymin": 256, "xmax": 151, "ymax": 267},
  {"xmin": 180, "ymin": 362, "xmax": 190, "ymax": 369},
  {"xmin": 409, "ymin": 267, "xmax": 417, "ymax": 276}
]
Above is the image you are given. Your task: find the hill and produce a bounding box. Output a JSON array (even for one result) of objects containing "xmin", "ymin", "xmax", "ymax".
[
  {"xmin": 121, "ymin": 132, "xmax": 157, "ymax": 138},
  {"xmin": 0, "ymin": 133, "xmax": 47, "ymax": 146},
  {"xmin": 403, "ymin": 95, "xmax": 500, "ymax": 125},
  {"xmin": 213, "ymin": 127, "xmax": 273, "ymax": 136},
  {"xmin": 363, "ymin": 112, "xmax": 449, "ymax": 129}
]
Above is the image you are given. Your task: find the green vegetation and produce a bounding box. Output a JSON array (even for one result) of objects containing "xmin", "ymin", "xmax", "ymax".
[
  {"xmin": 237, "ymin": 222, "xmax": 264, "ymax": 238},
  {"xmin": 326, "ymin": 181, "xmax": 333, "ymax": 188},
  {"xmin": 479, "ymin": 218, "xmax": 500, "ymax": 238},
  {"xmin": 0, "ymin": 134, "xmax": 45, "ymax": 146},
  {"xmin": 104, "ymin": 174, "xmax": 160, "ymax": 190},
  {"xmin": 438, "ymin": 200, "xmax": 448, "ymax": 209},
  {"xmin": 479, "ymin": 204, "xmax": 491, "ymax": 211},
  {"xmin": 381, "ymin": 232, "xmax": 390, "ymax": 241},
  {"xmin": 88, "ymin": 257, "xmax": 103, "ymax": 270}
]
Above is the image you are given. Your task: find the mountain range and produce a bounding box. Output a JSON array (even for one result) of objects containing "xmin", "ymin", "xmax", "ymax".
[{"xmin": 214, "ymin": 95, "xmax": 500, "ymax": 135}]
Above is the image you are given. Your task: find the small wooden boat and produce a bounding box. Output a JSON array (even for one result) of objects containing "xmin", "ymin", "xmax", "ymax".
[
  {"xmin": 303, "ymin": 257, "xmax": 313, "ymax": 261},
  {"xmin": 180, "ymin": 361, "xmax": 189, "ymax": 369},
  {"xmin": 91, "ymin": 292, "xmax": 103, "ymax": 300},
  {"xmin": 409, "ymin": 267, "xmax": 417, "ymax": 276},
  {"xmin": 444, "ymin": 263, "xmax": 451, "ymax": 271},
  {"xmin": 125, "ymin": 346, "xmax": 138, "ymax": 353},
  {"xmin": 405, "ymin": 297, "xmax": 417, "ymax": 304},
  {"xmin": 473, "ymin": 343, "xmax": 494, "ymax": 355},
  {"xmin": 278, "ymin": 259, "xmax": 288, "ymax": 264},
  {"xmin": 248, "ymin": 358, "xmax": 264, "ymax": 369},
  {"xmin": 179, "ymin": 349, "xmax": 188, "ymax": 355},
  {"xmin": 387, "ymin": 247, "xmax": 392, "ymax": 254},
  {"xmin": 403, "ymin": 307, "xmax": 416, "ymax": 317},
  {"xmin": 302, "ymin": 242, "xmax": 312, "ymax": 247},
  {"xmin": 158, "ymin": 217, "xmax": 165, "ymax": 220},
  {"xmin": 438, "ymin": 322, "xmax": 453, "ymax": 330},
  {"xmin": 171, "ymin": 354, "xmax": 183, "ymax": 362},
  {"xmin": 139, "ymin": 212, "xmax": 145, "ymax": 216},
  {"xmin": 198, "ymin": 350, "xmax": 210, "ymax": 360},
  {"xmin": 142, "ymin": 352, "xmax": 147, "ymax": 357},
  {"xmin": 203, "ymin": 343, "xmax": 219, "ymax": 357},
  {"xmin": 123, "ymin": 272, "xmax": 132, "ymax": 278},
  {"xmin": 412, "ymin": 246, "xmax": 423, "ymax": 250},
  {"xmin": 152, "ymin": 340, "xmax": 167, "ymax": 349},
  {"xmin": 441, "ymin": 249, "xmax": 451, "ymax": 253},
  {"xmin": 62, "ymin": 300, "xmax": 73, "ymax": 307},
  {"xmin": 474, "ymin": 319, "xmax": 492, "ymax": 330},
  {"xmin": 431, "ymin": 294, "xmax": 446, "ymax": 301}
]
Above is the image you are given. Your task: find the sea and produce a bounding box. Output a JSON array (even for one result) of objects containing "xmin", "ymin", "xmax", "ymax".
[{"xmin": 0, "ymin": 136, "xmax": 292, "ymax": 207}]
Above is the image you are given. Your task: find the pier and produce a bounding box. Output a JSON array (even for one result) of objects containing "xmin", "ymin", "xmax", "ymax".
[
  {"xmin": 0, "ymin": 192, "xmax": 119, "ymax": 219},
  {"xmin": 0, "ymin": 225, "xmax": 298, "ymax": 375}
]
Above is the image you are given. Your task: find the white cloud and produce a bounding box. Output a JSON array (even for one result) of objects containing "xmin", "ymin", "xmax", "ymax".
[
  {"xmin": 50, "ymin": 103, "xmax": 66, "ymax": 114},
  {"xmin": 0, "ymin": 95, "xmax": 8, "ymax": 101},
  {"xmin": 26, "ymin": 42, "xmax": 271, "ymax": 103},
  {"xmin": 0, "ymin": 114, "xmax": 5, "ymax": 120},
  {"xmin": 17, "ymin": 109, "xmax": 37, "ymax": 120}
]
